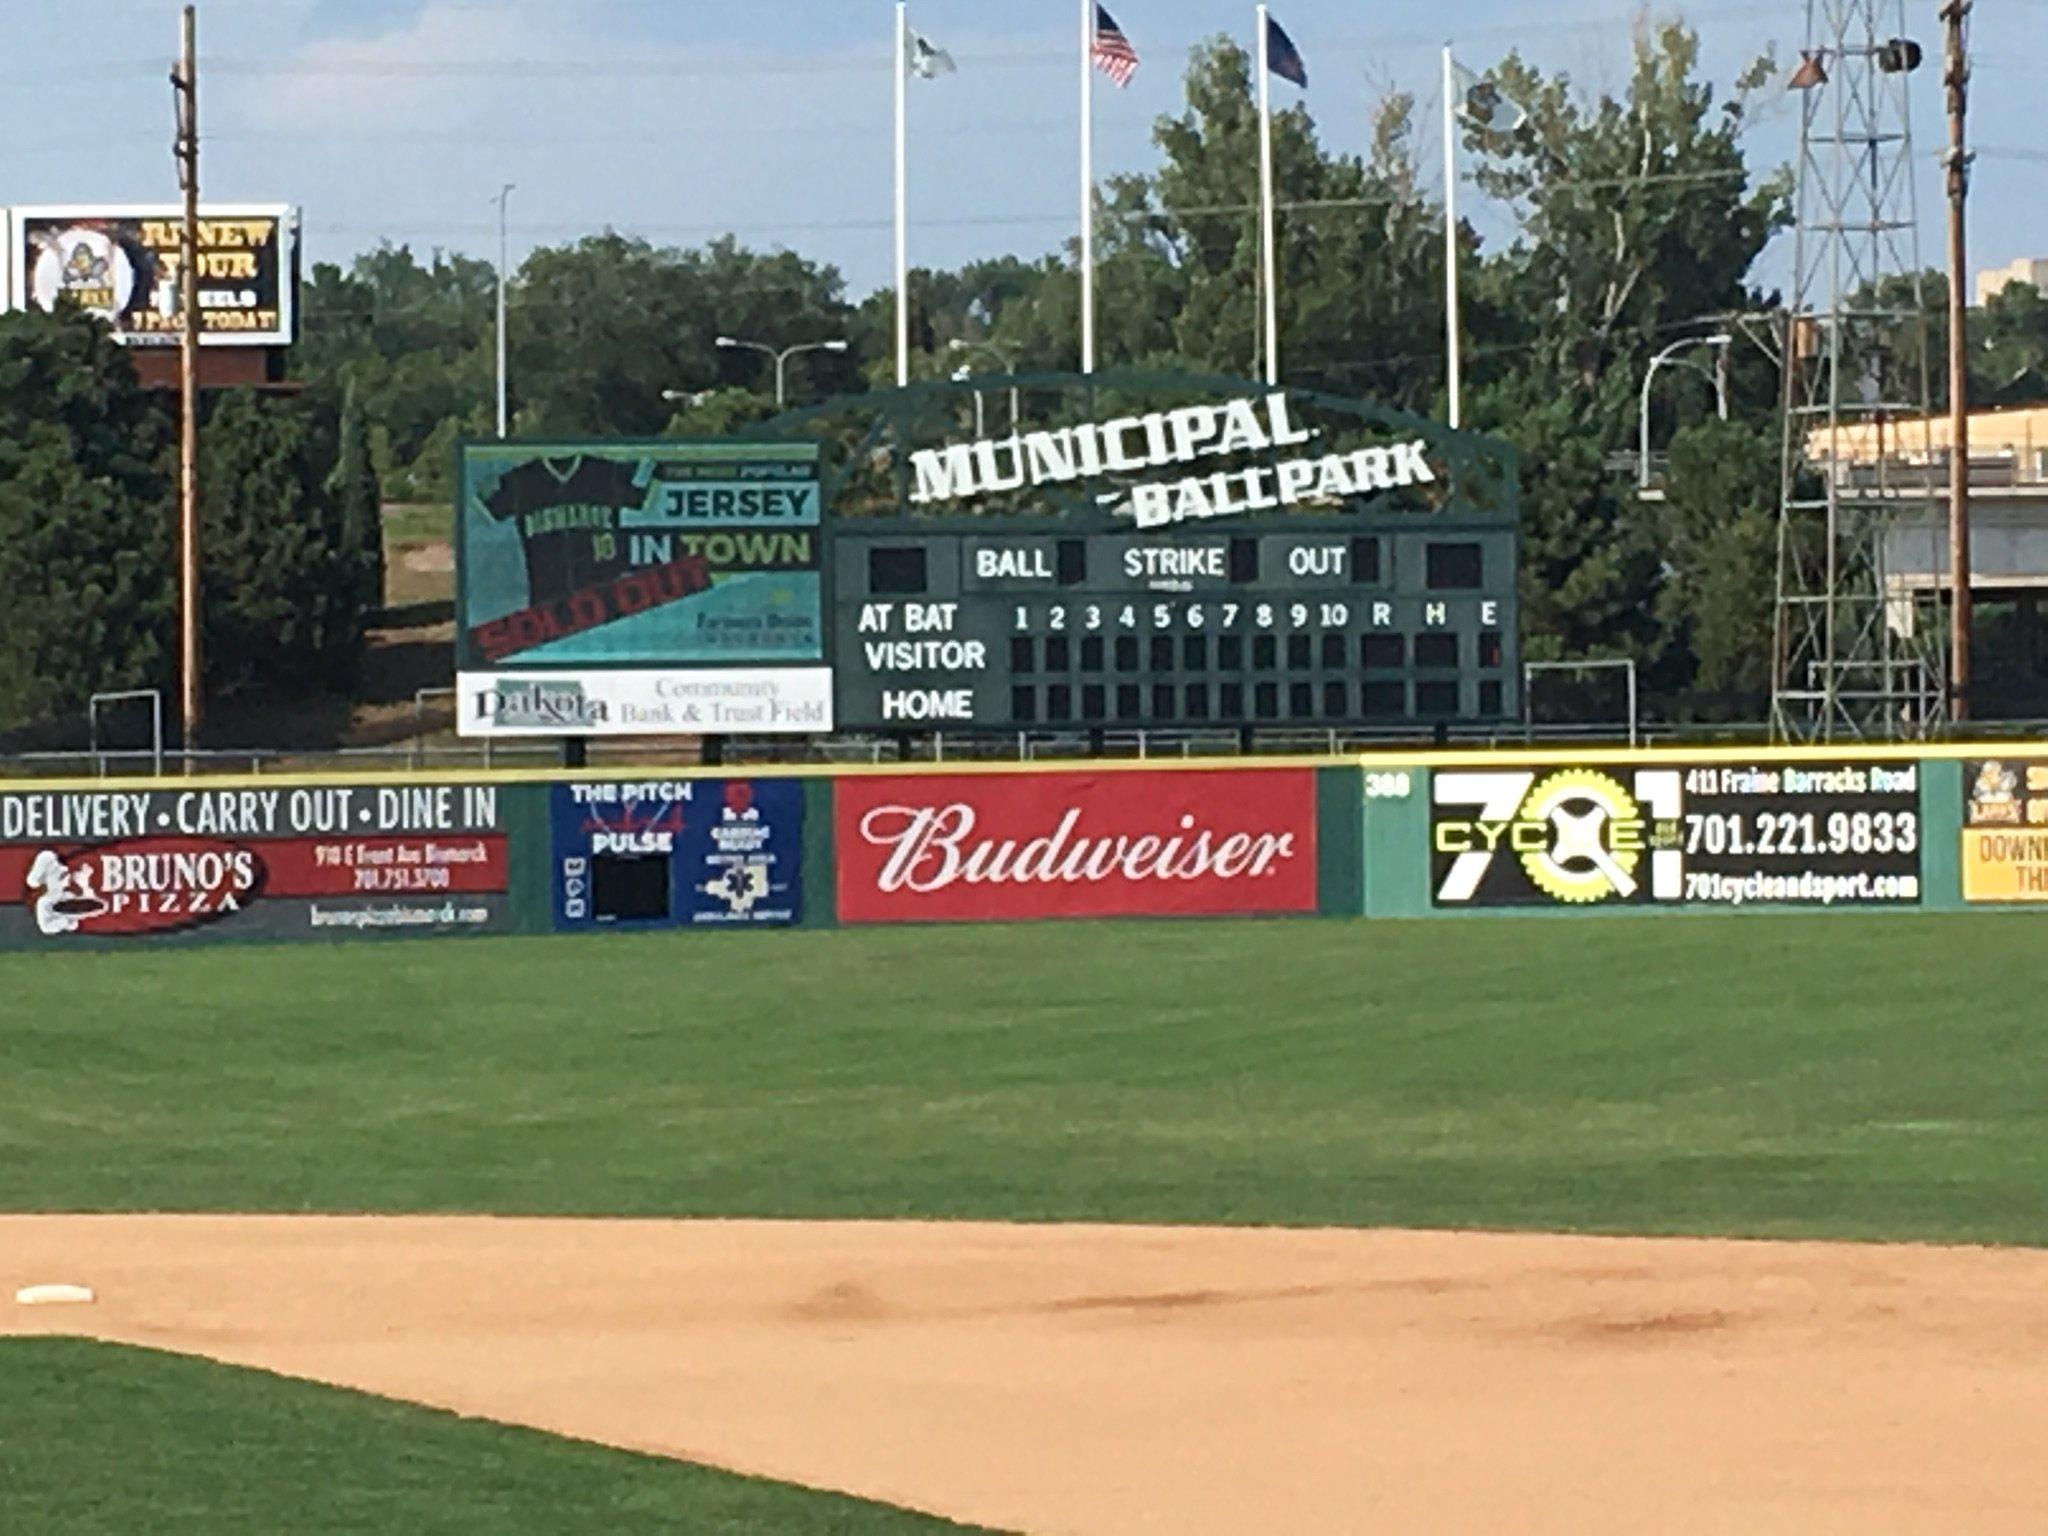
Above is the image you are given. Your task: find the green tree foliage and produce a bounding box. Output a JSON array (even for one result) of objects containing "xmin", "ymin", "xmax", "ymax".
[
  {"xmin": 1656, "ymin": 416, "xmax": 1782, "ymax": 715},
  {"xmin": 1976, "ymin": 283, "xmax": 2048, "ymax": 405},
  {"xmin": 0, "ymin": 310, "xmax": 175, "ymax": 734},
  {"xmin": 661, "ymin": 385, "xmax": 779, "ymax": 438},
  {"xmin": 513, "ymin": 234, "xmax": 859, "ymax": 436},
  {"xmin": 1458, "ymin": 24, "xmax": 1788, "ymax": 681},
  {"xmin": 199, "ymin": 392, "xmax": 366, "ymax": 700},
  {"xmin": 330, "ymin": 380, "xmax": 386, "ymax": 618},
  {"xmin": 296, "ymin": 246, "xmax": 497, "ymax": 501}
]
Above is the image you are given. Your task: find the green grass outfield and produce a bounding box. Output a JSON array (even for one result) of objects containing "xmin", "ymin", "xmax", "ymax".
[
  {"xmin": 0, "ymin": 1340, "xmax": 990, "ymax": 1536},
  {"xmin": 4, "ymin": 914, "xmax": 2045, "ymax": 1245}
]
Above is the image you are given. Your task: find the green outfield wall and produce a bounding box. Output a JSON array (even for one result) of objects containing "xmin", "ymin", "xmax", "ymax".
[{"xmin": 0, "ymin": 744, "xmax": 2041, "ymax": 950}]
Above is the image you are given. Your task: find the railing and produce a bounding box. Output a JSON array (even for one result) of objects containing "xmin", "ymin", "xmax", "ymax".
[
  {"xmin": 17, "ymin": 718, "xmax": 2048, "ymax": 781},
  {"xmin": 1824, "ymin": 449, "xmax": 2048, "ymax": 494}
]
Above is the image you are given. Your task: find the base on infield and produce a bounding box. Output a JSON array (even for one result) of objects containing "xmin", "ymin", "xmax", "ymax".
[{"xmin": 14, "ymin": 1284, "xmax": 95, "ymax": 1307}]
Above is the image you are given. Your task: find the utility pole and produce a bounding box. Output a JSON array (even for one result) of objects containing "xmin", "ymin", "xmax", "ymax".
[
  {"xmin": 495, "ymin": 184, "xmax": 514, "ymax": 438},
  {"xmin": 172, "ymin": 4, "xmax": 203, "ymax": 753},
  {"xmin": 1943, "ymin": 0, "xmax": 1974, "ymax": 723}
]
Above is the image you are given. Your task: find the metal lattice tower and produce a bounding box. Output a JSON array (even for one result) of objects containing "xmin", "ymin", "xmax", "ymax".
[{"xmin": 1772, "ymin": 0, "xmax": 1943, "ymax": 741}]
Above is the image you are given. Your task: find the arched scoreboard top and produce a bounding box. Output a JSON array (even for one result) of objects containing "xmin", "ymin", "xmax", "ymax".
[
  {"xmin": 750, "ymin": 369, "xmax": 1518, "ymax": 532},
  {"xmin": 453, "ymin": 374, "xmax": 1522, "ymax": 739},
  {"xmin": 751, "ymin": 372, "xmax": 1522, "ymax": 734}
]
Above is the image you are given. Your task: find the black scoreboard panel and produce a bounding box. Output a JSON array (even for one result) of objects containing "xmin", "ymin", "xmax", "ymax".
[{"xmin": 834, "ymin": 517, "xmax": 1518, "ymax": 732}]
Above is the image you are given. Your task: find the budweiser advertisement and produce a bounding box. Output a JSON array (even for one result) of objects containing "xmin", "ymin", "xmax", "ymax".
[{"xmin": 835, "ymin": 769, "xmax": 1319, "ymax": 924}]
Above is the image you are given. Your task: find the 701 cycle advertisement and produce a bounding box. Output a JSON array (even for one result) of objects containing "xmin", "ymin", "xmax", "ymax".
[{"xmin": 1427, "ymin": 760, "xmax": 1923, "ymax": 909}]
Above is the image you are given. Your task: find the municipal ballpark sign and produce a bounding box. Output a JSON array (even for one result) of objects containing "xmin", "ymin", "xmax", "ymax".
[
  {"xmin": 6, "ymin": 205, "xmax": 298, "ymax": 346},
  {"xmin": 815, "ymin": 373, "xmax": 1522, "ymax": 734},
  {"xmin": 456, "ymin": 440, "xmax": 832, "ymax": 737},
  {"xmin": 1429, "ymin": 759, "xmax": 1922, "ymax": 908},
  {"xmin": 0, "ymin": 782, "xmax": 511, "ymax": 943}
]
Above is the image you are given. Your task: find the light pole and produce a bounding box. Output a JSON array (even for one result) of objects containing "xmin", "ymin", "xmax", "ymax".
[
  {"xmin": 948, "ymin": 338, "xmax": 1022, "ymax": 430},
  {"xmin": 494, "ymin": 183, "xmax": 515, "ymax": 438},
  {"xmin": 715, "ymin": 336, "xmax": 848, "ymax": 409},
  {"xmin": 1639, "ymin": 333, "xmax": 1733, "ymax": 493}
]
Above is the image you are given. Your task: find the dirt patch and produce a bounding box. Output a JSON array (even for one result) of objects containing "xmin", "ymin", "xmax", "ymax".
[
  {"xmin": 402, "ymin": 543, "xmax": 455, "ymax": 575},
  {"xmin": 6, "ymin": 1217, "xmax": 2047, "ymax": 1534}
]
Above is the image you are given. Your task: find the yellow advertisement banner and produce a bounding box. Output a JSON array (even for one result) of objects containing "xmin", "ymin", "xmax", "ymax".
[{"xmin": 1962, "ymin": 828, "xmax": 2048, "ymax": 902}]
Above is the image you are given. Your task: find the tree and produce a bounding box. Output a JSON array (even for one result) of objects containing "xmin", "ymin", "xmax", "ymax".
[
  {"xmin": 662, "ymin": 386, "xmax": 779, "ymax": 437},
  {"xmin": 512, "ymin": 234, "xmax": 858, "ymax": 436},
  {"xmin": 0, "ymin": 308, "xmax": 175, "ymax": 736},
  {"xmin": 1460, "ymin": 23, "xmax": 1789, "ymax": 691},
  {"xmin": 295, "ymin": 246, "xmax": 496, "ymax": 501},
  {"xmin": 330, "ymin": 380, "xmax": 386, "ymax": 617},
  {"xmin": 200, "ymin": 392, "xmax": 365, "ymax": 700},
  {"xmin": 1656, "ymin": 416, "xmax": 1781, "ymax": 714}
]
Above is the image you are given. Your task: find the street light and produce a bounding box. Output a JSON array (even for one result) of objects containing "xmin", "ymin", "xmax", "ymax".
[
  {"xmin": 1639, "ymin": 333, "xmax": 1733, "ymax": 493},
  {"xmin": 714, "ymin": 336, "xmax": 849, "ymax": 408},
  {"xmin": 494, "ymin": 183, "xmax": 515, "ymax": 439},
  {"xmin": 948, "ymin": 337, "xmax": 1022, "ymax": 430}
]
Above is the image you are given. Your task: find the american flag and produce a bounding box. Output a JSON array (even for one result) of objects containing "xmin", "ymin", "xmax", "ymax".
[{"xmin": 1092, "ymin": 4, "xmax": 1139, "ymax": 88}]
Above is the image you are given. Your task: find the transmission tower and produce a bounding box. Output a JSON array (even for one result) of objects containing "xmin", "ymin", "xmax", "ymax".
[{"xmin": 1771, "ymin": 0, "xmax": 1943, "ymax": 741}]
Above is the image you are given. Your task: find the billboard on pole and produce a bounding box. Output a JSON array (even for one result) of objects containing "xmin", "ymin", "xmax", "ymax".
[{"xmin": 6, "ymin": 204, "xmax": 298, "ymax": 346}]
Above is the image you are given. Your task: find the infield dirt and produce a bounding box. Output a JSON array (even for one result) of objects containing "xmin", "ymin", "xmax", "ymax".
[{"xmin": 6, "ymin": 1216, "xmax": 2047, "ymax": 1534}]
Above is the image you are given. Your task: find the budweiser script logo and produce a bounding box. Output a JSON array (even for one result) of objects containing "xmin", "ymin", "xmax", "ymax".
[{"xmin": 858, "ymin": 803, "xmax": 1298, "ymax": 894}]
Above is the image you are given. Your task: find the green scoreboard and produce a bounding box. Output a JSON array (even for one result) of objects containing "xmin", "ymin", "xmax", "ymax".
[
  {"xmin": 827, "ymin": 385, "xmax": 1521, "ymax": 734},
  {"xmin": 835, "ymin": 517, "xmax": 1517, "ymax": 731}
]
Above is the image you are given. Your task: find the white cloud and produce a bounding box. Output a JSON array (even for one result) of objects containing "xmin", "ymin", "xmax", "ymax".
[{"xmin": 238, "ymin": 2, "xmax": 564, "ymax": 135}]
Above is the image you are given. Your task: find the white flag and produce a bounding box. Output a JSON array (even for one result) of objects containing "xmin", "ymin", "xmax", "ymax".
[
  {"xmin": 1451, "ymin": 58, "xmax": 1526, "ymax": 132},
  {"xmin": 907, "ymin": 30, "xmax": 955, "ymax": 80}
]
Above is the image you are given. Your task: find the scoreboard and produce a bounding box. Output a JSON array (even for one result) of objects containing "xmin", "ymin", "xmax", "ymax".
[{"xmin": 835, "ymin": 514, "xmax": 1518, "ymax": 732}]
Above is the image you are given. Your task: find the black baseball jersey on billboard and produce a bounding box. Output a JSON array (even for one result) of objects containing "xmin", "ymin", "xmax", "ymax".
[{"xmin": 481, "ymin": 455, "xmax": 651, "ymax": 606}]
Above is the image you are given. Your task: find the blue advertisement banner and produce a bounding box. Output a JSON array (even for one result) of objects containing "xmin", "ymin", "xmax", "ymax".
[
  {"xmin": 550, "ymin": 778, "xmax": 802, "ymax": 930},
  {"xmin": 459, "ymin": 442, "xmax": 823, "ymax": 670}
]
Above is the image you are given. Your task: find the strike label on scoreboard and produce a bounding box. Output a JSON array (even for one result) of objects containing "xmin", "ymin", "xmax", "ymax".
[{"xmin": 835, "ymin": 520, "xmax": 1517, "ymax": 732}]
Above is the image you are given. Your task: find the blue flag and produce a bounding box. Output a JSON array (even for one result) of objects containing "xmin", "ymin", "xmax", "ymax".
[{"xmin": 1265, "ymin": 14, "xmax": 1307, "ymax": 88}]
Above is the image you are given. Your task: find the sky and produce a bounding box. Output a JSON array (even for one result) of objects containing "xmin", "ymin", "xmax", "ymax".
[{"xmin": 2, "ymin": 0, "xmax": 2043, "ymax": 306}]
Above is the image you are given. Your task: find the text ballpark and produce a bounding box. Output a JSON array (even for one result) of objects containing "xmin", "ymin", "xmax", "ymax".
[
  {"xmin": 1130, "ymin": 444, "xmax": 1435, "ymax": 531},
  {"xmin": 858, "ymin": 802, "xmax": 1298, "ymax": 894}
]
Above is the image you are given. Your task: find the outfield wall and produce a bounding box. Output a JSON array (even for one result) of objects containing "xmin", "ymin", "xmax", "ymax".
[{"xmin": 1, "ymin": 745, "xmax": 2041, "ymax": 950}]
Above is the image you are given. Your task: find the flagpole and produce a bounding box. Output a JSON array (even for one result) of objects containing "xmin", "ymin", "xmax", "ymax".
[
  {"xmin": 1257, "ymin": 5, "xmax": 1279, "ymax": 387},
  {"xmin": 1080, "ymin": 0, "xmax": 1097, "ymax": 374},
  {"xmin": 894, "ymin": 1, "xmax": 911, "ymax": 387},
  {"xmin": 1443, "ymin": 44, "xmax": 1462, "ymax": 429}
]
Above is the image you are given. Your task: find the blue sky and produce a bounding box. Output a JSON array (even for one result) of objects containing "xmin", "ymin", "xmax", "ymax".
[{"xmin": 2, "ymin": 0, "xmax": 2042, "ymax": 302}]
